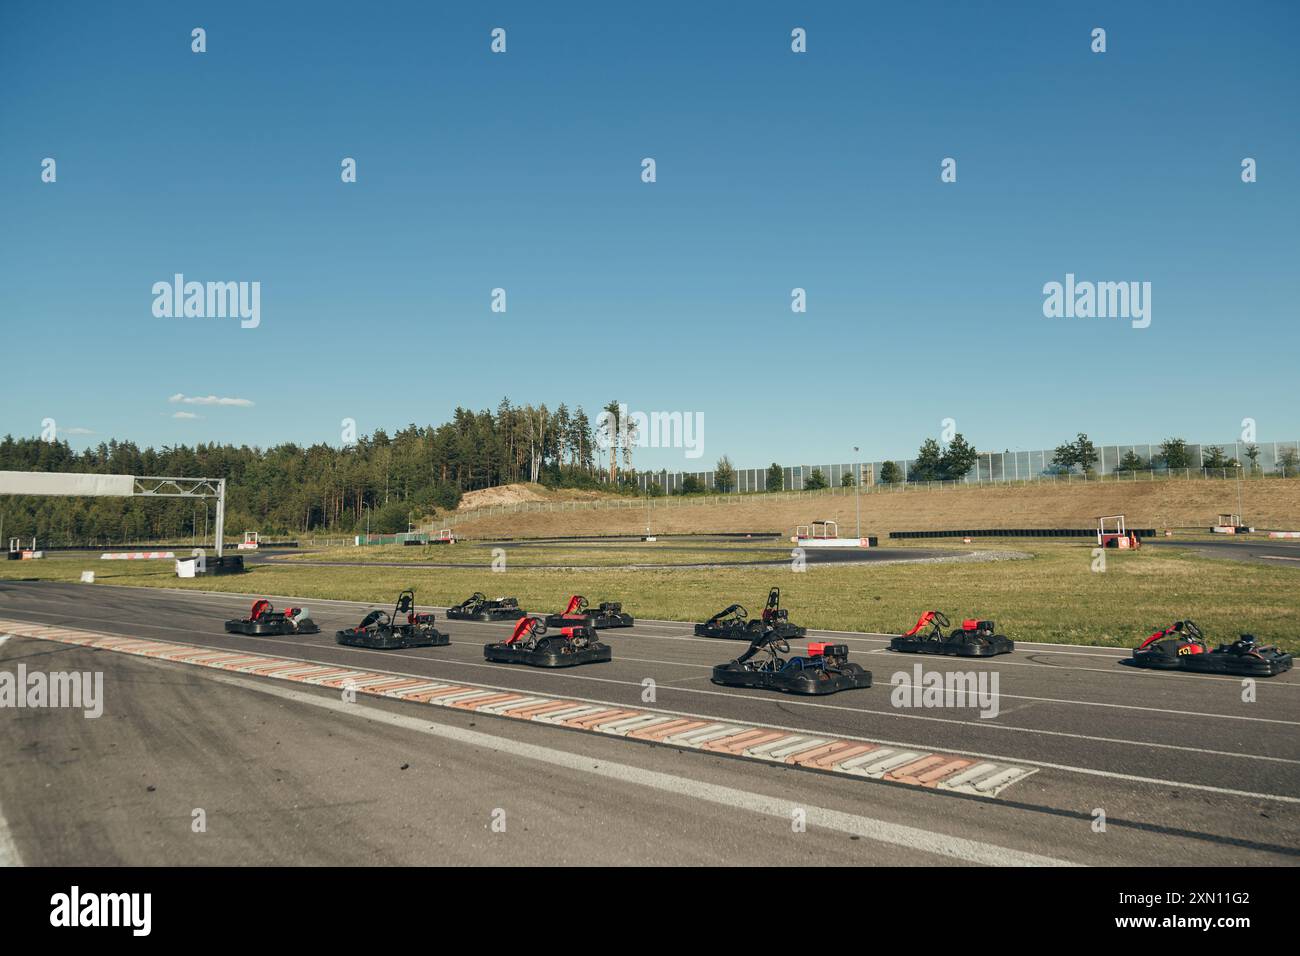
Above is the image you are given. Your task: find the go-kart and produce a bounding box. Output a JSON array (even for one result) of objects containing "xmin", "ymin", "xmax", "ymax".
[
  {"xmin": 484, "ymin": 615, "xmax": 611, "ymax": 668},
  {"xmin": 712, "ymin": 631, "xmax": 871, "ymax": 696},
  {"xmin": 224, "ymin": 599, "xmax": 319, "ymax": 636},
  {"xmin": 445, "ymin": 592, "xmax": 526, "ymax": 622},
  {"xmin": 336, "ymin": 589, "xmax": 449, "ymax": 649},
  {"xmin": 694, "ymin": 587, "xmax": 806, "ymax": 641},
  {"xmin": 890, "ymin": 611, "xmax": 1013, "ymax": 657},
  {"xmin": 1130, "ymin": 621, "xmax": 1292, "ymax": 677},
  {"xmin": 544, "ymin": 595, "xmax": 634, "ymax": 630}
]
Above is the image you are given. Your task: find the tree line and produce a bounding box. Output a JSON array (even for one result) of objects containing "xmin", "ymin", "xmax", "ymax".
[
  {"xmin": 0, "ymin": 399, "xmax": 625, "ymax": 543},
  {"xmin": 688, "ymin": 432, "xmax": 1296, "ymax": 496}
]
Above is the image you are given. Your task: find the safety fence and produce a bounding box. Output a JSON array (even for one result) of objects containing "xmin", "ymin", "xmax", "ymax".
[{"xmin": 632, "ymin": 440, "xmax": 1300, "ymax": 494}]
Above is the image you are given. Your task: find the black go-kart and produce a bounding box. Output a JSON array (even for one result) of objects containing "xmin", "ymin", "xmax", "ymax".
[
  {"xmin": 1130, "ymin": 620, "xmax": 1292, "ymax": 677},
  {"xmin": 712, "ymin": 631, "xmax": 871, "ymax": 696},
  {"xmin": 694, "ymin": 587, "xmax": 806, "ymax": 641},
  {"xmin": 544, "ymin": 595, "xmax": 634, "ymax": 630},
  {"xmin": 336, "ymin": 589, "xmax": 449, "ymax": 649},
  {"xmin": 889, "ymin": 611, "xmax": 1013, "ymax": 657},
  {"xmin": 224, "ymin": 599, "xmax": 320, "ymax": 636},
  {"xmin": 484, "ymin": 615, "xmax": 611, "ymax": 668},
  {"xmin": 445, "ymin": 592, "xmax": 527, "ymax": 622}
]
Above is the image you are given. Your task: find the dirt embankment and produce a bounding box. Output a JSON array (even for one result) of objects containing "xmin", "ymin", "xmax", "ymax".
[{"xmin": 454, "ymin": 483, "xmax": 617, "ymax": 512}]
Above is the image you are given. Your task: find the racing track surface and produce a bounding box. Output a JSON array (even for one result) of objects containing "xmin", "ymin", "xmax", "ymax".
[
  {"xmin": 250, "ymin": 543, "xmax": 962, "ymax": 570},
  {"xmin": 0, "ymin": 581, "xmax": 1296, "ymax": 866},
  {"xmin": 1146, "ymin": 536, "xmax": 1300, "ymax": 565}
]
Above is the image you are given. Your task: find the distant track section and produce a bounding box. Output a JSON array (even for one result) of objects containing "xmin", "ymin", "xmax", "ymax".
[{"xmin": 890, "ymin": 528, "xmax": 1158, "ymax": 540}]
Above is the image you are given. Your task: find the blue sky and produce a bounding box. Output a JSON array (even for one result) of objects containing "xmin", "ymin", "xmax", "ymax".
[{"xmin": 1, "ymin": 1, "xmax": 1296, "ymax": 470}]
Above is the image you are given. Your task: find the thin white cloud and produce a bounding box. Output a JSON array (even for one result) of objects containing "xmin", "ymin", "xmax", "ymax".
[
  {"xmin": 172, "ymin": 411, "xmax": 201, "ymax": 420},
  {"xmin": 63, "ymin": 426, "xmax": 95, "ymax": 436},
  {"xmin": 168, "ymin": 393, "xmax": 254, "ymax": 407}
]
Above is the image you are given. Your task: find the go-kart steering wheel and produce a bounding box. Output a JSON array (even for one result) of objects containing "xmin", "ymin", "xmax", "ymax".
[
  {"xmin": 773, "ymin": 638, "xmax": 790, "ymax": 654},
  {"xmin": 360, "ymin": 609, "xmax": 390, "ymax": 629},
  {"xmin": 932, "ymin": 611, "xmax": 950, "ymax": 628},
  {"xmin": 1182, "ymin": 620, "xmax": 1203, "ymax": 640}
]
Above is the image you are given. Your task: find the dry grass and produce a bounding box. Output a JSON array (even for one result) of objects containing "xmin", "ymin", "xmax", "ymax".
[{"xmin": 443, "ymin": 478, "xmax": 1300, "ymax": 540}]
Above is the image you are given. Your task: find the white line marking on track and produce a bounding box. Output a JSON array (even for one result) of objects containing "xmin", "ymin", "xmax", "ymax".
[
  {"xmin": 7, "ymin": 607, "xmax": 1297, "ymax": 762},
  {"xmin": 195, "ymin": 668, "xmax": 1079, "ymax": 866},
  {"xmin": 0, "ymin": 634, "xmax": 25, "ymax": 866},
  {"xmin": 0, "ymin": 575, "xmax": 1227, "ymax": 668},
  {"xmin": 14, "ymin": 623, "xmax": 1298, "ymax": 806},
  {"xmin": 8, "ymin": 596, "xmax": 1296, "ymax": 724},
  {"xmin": 12, "ymin": 580, "xmax": 1293, "ymax": 693}
]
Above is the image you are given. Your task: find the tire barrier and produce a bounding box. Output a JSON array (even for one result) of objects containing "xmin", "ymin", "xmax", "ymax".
[{"xmin": 889, "ymin": 528, "xmax": 1157, "ymax": 540}]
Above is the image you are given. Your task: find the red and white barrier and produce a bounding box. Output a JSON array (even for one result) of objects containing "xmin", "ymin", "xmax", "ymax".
[
  {"xmin": 794, "ymin": 537, "xmax": 873, "ymax": 548},
  {"xmin": 1269, "ymin": 531, "xmax": 1300, "ymax": 539},
  {"xmin": 100, "ymin": 551, "xmax": 176, "ymax": 560}
]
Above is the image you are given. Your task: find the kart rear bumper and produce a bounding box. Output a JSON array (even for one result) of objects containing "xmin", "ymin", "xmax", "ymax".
[
  {"xmin": 889, "ymin": 636, "xmax": 1013, "ymax": 657},
  {"xmin": 710, "ymin": 662, "xmax": 872, "ymax": 695},
  {"xmin": 1130, "ymin": 650, "xmax": 1292, "ymax": 677},
  {"xmin": 446, "ymin": 608, "xmax": 526, "ymax": 622},
  {"xmin": 590, "ymin": 613, "xmax": 634, "ymax": 629},
  {"xmin": 335, "ymin": 627, "xmax": 449, "ymax": 649},
  {"xmin": 543, "ymin": 613, "xmax": 595, "ymax": 629},
  {"xmin": 224, "ymin": 619, "xmax": 320, "ymax": 637},
  {"xmin": 483, "ymin": 642, "xmax": 612, "ymax": 667},
  {"xmin": 694, "ymin": 623, "xmax": 751, "ymax": 639}
]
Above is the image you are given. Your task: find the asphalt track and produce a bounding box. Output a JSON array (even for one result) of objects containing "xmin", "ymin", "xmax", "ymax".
[
  {"xmin": 1146, "ymin": 536, "xmax": 1300, "ymax": 565},
  {"xmin": 0, "ymin": 581, "xmax": 1296, "ymax": 865},
  {"xmin": 251, "ymin": 542, "xmax": 964, "ymax": 570}
]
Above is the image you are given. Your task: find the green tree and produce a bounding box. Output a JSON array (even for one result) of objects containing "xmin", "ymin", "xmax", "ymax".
[
  {"xmin": 1278, "ymin": 448, "xmax": 1300, "ymax": 477},
  {"xmin": 940, "ymin": 433, "xmax": 979, "ymax": 480},
  {"xmin": 1051, "ymin": 433, "xmax": 1097, "ymax": 474},
  {"xmin": 765, "ymin": 462, "xmax": 784, "ymax": 492},
  {"xmin": 601, "ymin": 400, "xmax": 621, "ymax": 483},
  {"xmin": 840, "ymin": 471, "xmax": 856, "ymax": 487},
  {"xmin": 910, "ymin": 439, "xmax": 943, "ymax": 482},
  {"xmin": 1114, "ymin": 450, "xmax": 1145, "ymax": 473},
  {"xmin": 1203, "ymin": 446, "xmax": 1228, "ymax": 469},
  {"xmin": 879, "ymin": 460, "xmax": 902, "ymax": 484},
  {"xmin": 1073, "ymin": 434, "xmax": 1098, "ymax": 474},
  {"xmin": 714, "ymin": 455, "xmax": 736, "ymax": 492},
  {"xmin": 1051, "ymin": 441, "xmax": 1077, "ymax": 473},
  {"xmin": 1245, "ymin": 444, "xmax": 1261, "ymax": 475},
  {"xmin": 1159, "ymin": 437, "xmax": 1191, "ymax": 470},
  {"xmin": 804, "ymin": 468, "xmax": 828, "ymax": 490},
  {"xmin": 677, "ymin": 474, "xmax": 704, "ymax": 495}
]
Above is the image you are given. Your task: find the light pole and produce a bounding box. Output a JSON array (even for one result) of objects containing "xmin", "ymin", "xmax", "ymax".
[
  {"xmin": 1235, "ymin": 461, "xmax": 1245, "ymax": 523},
  {"xmin": 853, "ymin": 446, "xmax": 862, "ymax": 541}
]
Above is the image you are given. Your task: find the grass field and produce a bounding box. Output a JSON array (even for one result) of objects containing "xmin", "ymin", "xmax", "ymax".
[{"xmin": 5, "ymin": 539, "xmax": 1296, "ymax": 651}]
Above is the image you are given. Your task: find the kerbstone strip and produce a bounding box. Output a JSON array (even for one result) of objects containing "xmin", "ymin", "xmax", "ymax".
[{"xmin": 0, "ymin": 618, "xmax": 1037, "ymax": 797}]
